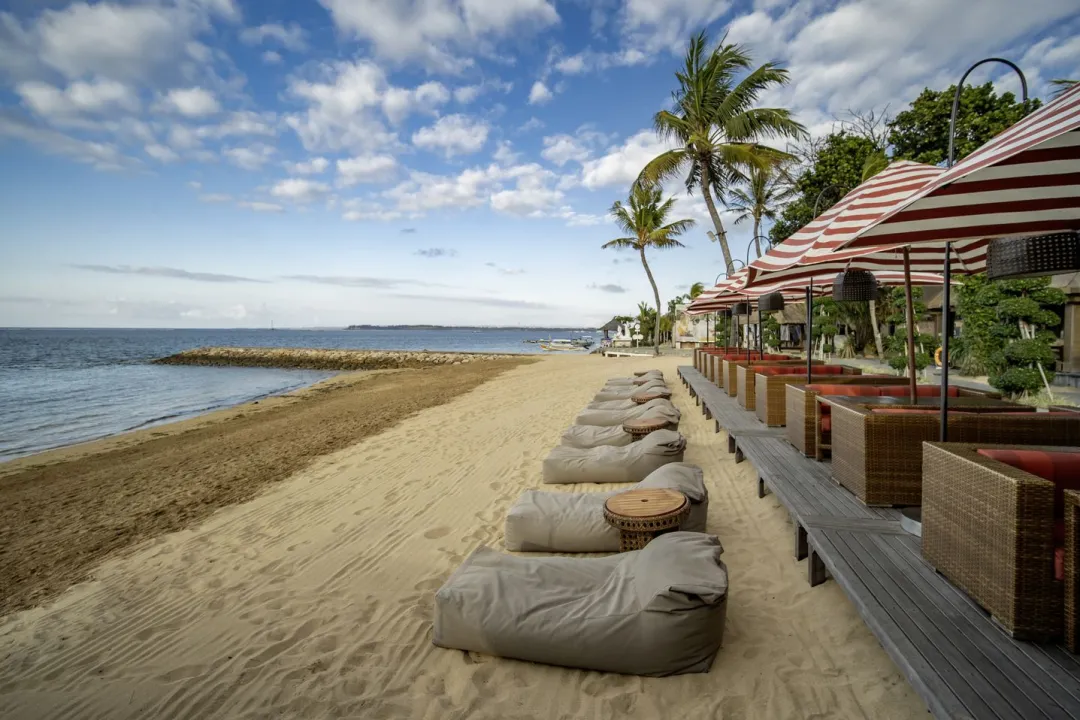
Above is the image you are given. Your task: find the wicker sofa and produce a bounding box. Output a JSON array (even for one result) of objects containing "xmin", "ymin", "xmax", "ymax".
[
  {"xmin": 694, "ymin": 348, "xmax": 741, "ymax": 374},
  {"xmin": 830, "ymin": 404, "xmax": 1078, "ymax": 506},
  {"xmin": 704, "ymin": 352, "xmax": 790, "ymax": 387},
  {"xmin": 787, "ymin": 383, "xmax": 999, "ymax": 458},
  {"xmin": 722, "ymin": 358, "xmax": 814, "ymax": 396},
  {"xmin": 922, "ymin": 442, "xmax": 1080, "ymax": 642},
  {"xmin": 736, "ymin": 364, "xmax": 862, "ymax": 414},
  {"xmin": 756, "ymin": 375, "xmax": 903, "ymax": 427}
]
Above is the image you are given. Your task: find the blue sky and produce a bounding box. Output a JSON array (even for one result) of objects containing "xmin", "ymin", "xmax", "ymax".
[{"xmin": 1, "ymin": 0, "xmax": 1078, "ymax": 328}]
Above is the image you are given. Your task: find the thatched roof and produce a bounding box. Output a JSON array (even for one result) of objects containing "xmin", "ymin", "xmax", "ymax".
[{"xmin": 599, "ymin": 318, "xmax": 623, "ymax": 332}]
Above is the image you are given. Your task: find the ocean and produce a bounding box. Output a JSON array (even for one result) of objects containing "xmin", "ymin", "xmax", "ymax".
[{"xmin": 0, "ymin": 327, "xmax": 588, "ymax": 461}]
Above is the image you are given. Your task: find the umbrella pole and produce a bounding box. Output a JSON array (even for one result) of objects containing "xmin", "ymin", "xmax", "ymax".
[
  {"xmin": 745, "ymin": 297, "xmax": 751, "ymax": 362},
  {"xmin": 805, "ymin": 286, "xmax": 813, "ymax": 382},
  {"xmin": 903, "ymin": 249, "xmax": 918, "ymax": 403},
  {"xmin": 940, "ymin": 246, "xmax": 952, "ymax": 442},
  {"xmin": 757, "ymin": 305, "xmax": 763, "ymax": 357}
]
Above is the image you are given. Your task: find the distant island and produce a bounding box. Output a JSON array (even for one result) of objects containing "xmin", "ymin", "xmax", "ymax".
[{"xmin": 345, "ymin": 325, "xmax": 598, "ymax": 331}]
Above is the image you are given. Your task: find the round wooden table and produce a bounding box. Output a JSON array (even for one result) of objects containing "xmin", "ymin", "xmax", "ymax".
[
  {"xmin": 621, "ymin": 417, "xmax": 672, "ymax": 440},
  {"xmin": 603, "ymin": 489, "xmax": 689, "ymax": 551},
  {"xmin": 632, "ymin": 391, "xmax": 669, "ymax": 405}
]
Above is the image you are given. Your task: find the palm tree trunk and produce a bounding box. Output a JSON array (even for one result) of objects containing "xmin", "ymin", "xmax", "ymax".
[
  {"xmin": 753, "ymin": 217, "xmax": 762, "ymax": 257},
  {"xmin": 640, "ymin": 247, "xmax": 662, "ymax": 356},
  {"xmin": 869, "ymin": 300, "xmax": 884, "ymax": 357},
  {"xmin": 699, "ymin": 162, "xmax": 734, "ymax": 274}
]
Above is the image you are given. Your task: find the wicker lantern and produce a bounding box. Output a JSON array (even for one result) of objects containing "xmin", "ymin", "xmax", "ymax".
[
  {"xmin": 732, "ymin": 302, "xmax": 750, "ymax": 315},
  {"xmin": 832, "ymin": 269, "xmax": 879, "ymax": 302},
  {"xmin": 758, "ymin": 292, "xmax": 785, "ymax": 312},
  {"xmin": 986, "ymin": 231, "xmax": 1080, "ymax": 280}
]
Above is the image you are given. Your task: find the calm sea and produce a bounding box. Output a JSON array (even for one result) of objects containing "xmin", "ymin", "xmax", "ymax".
[{"xmin": 0, "ymin": 327, "xmax": 586, "ymax": 461}]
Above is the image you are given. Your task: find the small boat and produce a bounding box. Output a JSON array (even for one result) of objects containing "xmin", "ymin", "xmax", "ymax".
[
  {"xmin": 571, "ymin": 337, "xmax": 594, "ymax": 349},
  {"xmin": 539, "ymin": 339, "xmax": 586, "ymax": 352}
]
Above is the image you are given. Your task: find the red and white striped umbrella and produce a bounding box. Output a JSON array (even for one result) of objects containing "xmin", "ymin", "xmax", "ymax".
[
  {"xmin": 830, "ymin": 82, "xmax": 1080, "ymax": 254},
  {"xmin": 687, "ymin": 270, "xmax": 950, "ymax": 314}
]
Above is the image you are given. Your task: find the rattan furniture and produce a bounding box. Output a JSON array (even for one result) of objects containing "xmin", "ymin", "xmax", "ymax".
[
  {"xmin": 922, "ymin": 442, "xmax": 1080, "ymax": 642},
  {"xmin": 758, "ymin": 375, "xmax": 903, "ymax": 427},
  {"xmin": 702, "ymin": 352, "xmax": 789, "ymax": 386},
  {"xmin": 722, "ymin": 358, "xmax": 814, "ymax": 396},
  {"xmin": 603, "ymin": 488, "xmax": 690, "ymax": 551},
  {"xmin": 830, "ymin": 404, "xmax": 1077, "ymax": 507},
  {"xmin": 1068, "ymin": 489, "xmax": 1080, "ymax": 652},
  {"xmin": 622, "ymin": 417, "xmax": 673, "ymax": 441},
  {"xmin": 785, "ymin": 382, "xmax": 999, "ymax": 458},
  {"xmin": 737, "ymin": 364, "xmax": 860, "ymax": 411},
  {"xmin": 633, "ymin": 391, "xmax": 668, "ymax": 405}
]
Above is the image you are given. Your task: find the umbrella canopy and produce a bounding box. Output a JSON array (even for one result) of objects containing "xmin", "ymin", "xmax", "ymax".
[{"xmin": 833, "ymin": 82, "xmax": 1080, "ymax": 253}]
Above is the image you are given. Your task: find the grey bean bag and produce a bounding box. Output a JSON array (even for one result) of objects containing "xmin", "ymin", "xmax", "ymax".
[
  {"xmin": 593, "ymin": 383, "xmax": 671, "ymax": 402},
  {"xmin": 505, "ymin": 463, "xmax": 708, "ymax": 552},
  {"xmin": 560, "ymin": 424, "xmax": 634, "ymax": 448},
  {"xmin": 605, "ymin": 370, "xmax": 663, "ymax": 385},
  {"xmin": 433, "ymin": 532, "xmax": 728, "ymax": 676},
  {"xmin": 542, "ymin": 429, "xmax": 686, "ymax": 484},
  {"xmin": 587, "ymin": 398, "xmax": 639, "ymax": 411},
  {"xmin": 575, "ymin": 398, "xmax": 680, "ymax": 428}
]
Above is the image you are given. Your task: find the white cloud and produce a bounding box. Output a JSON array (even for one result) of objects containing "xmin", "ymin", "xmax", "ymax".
[
  {"xmin": 0, "ymin": 112, "xmax": 137, "ymax": 171},
  {"xmin": 145, "ymin": 143, "xmax": 179, "ymax": 162},
  {"xmin": 580, "ymin": 129, "xmax": 676, "ymax": 189},
  {"xmin": 239, "ymin": 23, "xmax": 307, "ymax": 52},
  {"xmin": 285, "ymin": 60, "xmax": 400, "ymax": 152},
  {"xmin": 382, "ymin": 81, "xmax": 450, "ymax": 124},
  {"xmin": 198, "ymin": 192, "xmax": 233, "ymax": 203},
  {"xmin": 336, "ymin": 154, "xmax": 398, "ymax": 185},
  {"xmin": 485, "ymin": 262, "xmax": 526, "ymax": 275},
  {"xmin": 286, "ymin": 157, "xmax": 330, "ymax": 174},
  {"xmin": 518, "ymin": 116, "xmax": 544, "ymax": 133},
  {"xmin": 168, "ymin": 124, "xmax": 202, "ymax": 149},
  {"xmin": 528, "ymin": 80, "xmax": 553, "ymax": 104},
  {"xmin": 541, "ymin": 134, "xmax": 589, "ymax": 166},
  {"xmin": 197, "ymin": 110, "xmax": 277, "ymax": 139},
  {"xmin": 453, "ymin": 78, "xmax": 512, "ymax": 104},
  {"xmin": 238, "ymin": 200, "xmax": 284, "ymax": 213},
  {"xmin": 270, "ymin": 178, "xmax": 331, "ymax": 203},
  {"xmin": 159, "ymin": 87, "xmax": 220, "ymax": 117},
  {"xmin": 621, "ymin": 0, "xmax": 732, "ymax": 54},
  {"xmin": 262, "ymin": 50, "xmax": 282, "ymax": 64},
  {"xmin": 318, "ymin": 0, "xmax": 558, "ymax": 71},
  {"xmin": 551, "ymin": 48, "xmax": 649, "ymax": 75},
  {"xmin": 492, "ymin": 140, "xmax": 518, "ymax": 165},
  {"xmin": 412, "ymin": 114, "xmax": 489, "ymax": 156},
  {"xmin": 16, "ymin": 78, "xmax": 139, "ymax": 119},
  {"xmin": 223, "ymin": 143, "xmax": 275, "ymax": 170}
]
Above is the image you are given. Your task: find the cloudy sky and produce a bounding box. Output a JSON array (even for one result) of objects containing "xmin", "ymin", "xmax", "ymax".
[{"xmin": 1, "ymin": 0, "xmax": 1078, "ymax": 328}]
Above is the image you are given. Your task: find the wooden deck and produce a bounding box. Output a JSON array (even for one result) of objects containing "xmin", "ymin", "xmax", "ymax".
[
  {"xmin": 678, "ymin": 366, "xmax": 784, "ymax": 458},
  {"xmin": 676, "ymin": 365, "xmax": 1080, "ymax": 719}
]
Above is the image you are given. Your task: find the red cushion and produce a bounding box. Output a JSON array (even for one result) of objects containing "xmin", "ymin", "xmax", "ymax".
[
  {"xmin": 817, "ymin": 365, "xmax": 848, "ymax": 374},
  {"xmin": 807, "ymin": 384, "xmax": 874, "ymax": 396},
  {"xmin": 754, "ymin": 366, "xmax": 804, "ymax": 376},
  {"xmin": 820, "ymin": 415, "xmax": 832, "ymax": 432},
  {"xmin": 869, "ymin": 409, "xmax": 939, "ymax": 415},
  {"xmin": 977, "ymin": 449, "xmax": 1080, "ymax": 520}
]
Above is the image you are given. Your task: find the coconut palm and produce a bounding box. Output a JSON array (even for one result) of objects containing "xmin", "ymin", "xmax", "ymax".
[
  {"xmin": 604, "ymin": 184, "xmax": 696, "ymax": 354},
  {"xmin": 725, "ymin": 162, "xmax": 796, "ymax": 257},
  {"xmin": 637, "ymin": 31, "xmax": 806, "ymax": 274},
  {"xmin": 689, "ymin": 282, "xmax": 705, "ymax": 298},
  {"xmin": 1052, "ymin": 79, "xmax": 1078, "ymax": 97}
]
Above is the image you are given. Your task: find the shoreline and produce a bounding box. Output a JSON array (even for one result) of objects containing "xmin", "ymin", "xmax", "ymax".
[
  {"xmin": 0, "ymin": 357, "xmax": 534, "ymax": 615},
  {"xmin": 154, "ymin": 346, "xmax": 526, "ymax": 371}
]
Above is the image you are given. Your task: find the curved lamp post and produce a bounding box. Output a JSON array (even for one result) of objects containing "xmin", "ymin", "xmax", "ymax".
[{"xmin": 939, "ymin": 58, "xmax": 1028, "ymax": 441}]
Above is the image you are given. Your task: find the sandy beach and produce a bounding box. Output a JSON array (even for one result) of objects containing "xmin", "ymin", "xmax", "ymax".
[{"xmin": 0, "ymin": 355, "xmax": 925, "ymax": 719}]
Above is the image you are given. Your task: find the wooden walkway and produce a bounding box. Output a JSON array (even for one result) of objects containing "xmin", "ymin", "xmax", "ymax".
[
  {"xmin": 678, "ymin": 366, "xmax": 783, "ymax": 458},
  {"xmin": 676, "ymin": 365, "xmax": 1080, "ymax": 720}
]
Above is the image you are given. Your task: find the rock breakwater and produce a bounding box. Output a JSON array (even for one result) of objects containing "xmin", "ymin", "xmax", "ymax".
[{"xmin": 154, "ymin": 347, "xmax": 519, "ymax": 371}]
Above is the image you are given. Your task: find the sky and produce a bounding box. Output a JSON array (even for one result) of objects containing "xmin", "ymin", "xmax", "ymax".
[{"xmin": 0, "ymin": 0, "xmax": 1078, "ymax": 329}]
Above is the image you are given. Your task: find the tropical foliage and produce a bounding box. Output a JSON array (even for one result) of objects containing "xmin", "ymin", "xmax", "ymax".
[
  {"xmin": 638, "ymin": 31, "xmax": 805, "ymax": 273},
  {"xmin": 603, "ymin": 185, "xmax": 695, "ymax": 353},
  {"xmin": 725, "ymin": 162, "xmax": 796, "ymax": 256}
]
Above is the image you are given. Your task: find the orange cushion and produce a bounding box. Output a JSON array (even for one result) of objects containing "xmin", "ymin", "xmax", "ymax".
[
  {"xmin": 817, "ymin": 365, "xmax": 847, "ymax": 374},
  {"xmin": 820, "ymin": 415, "xmax": 831, "ymax": 432},
  {"xmin": 977, "ymin": 449, "xmax": 1080, "ymax": 516},
  {"xmin": 754, "ymin": 366, "xmax": 805, "ymax": 376},
  {"xmin": 810, "ymin": 384, "xmax": 879, "ymax": 396}
]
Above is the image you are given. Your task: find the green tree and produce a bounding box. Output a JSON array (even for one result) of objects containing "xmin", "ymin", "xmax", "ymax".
[
  {"xmin": 724, "ymin": 162, "xmax": 796, "ymax": 256},
  {"xmin": 604, "ymin": 185, "xmax": 696, "ymax": 354},
  {"xmin": 689, "ymin": 282, "xmax": 705, "ymax": 298},
  {"xmin": 638, "ymin": 31, "xmax": 805, "ymax": 273},
  {"xmin": 769, "ymin": 131, "xmax": 882, "ymax": 245},
  {"xmin": 888, "ymin": 82, "xmax": 1039, "ymax": 165},
  {"xmin": 954, "ymin": 275, "xmax": 1065, "ymax": 397}
]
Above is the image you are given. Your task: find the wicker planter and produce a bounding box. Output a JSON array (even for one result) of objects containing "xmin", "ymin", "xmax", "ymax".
[
  {"xmin": 986, "ymin": 232, "xmax": 1080, "ymax": 280},
  {"xmin": 737, "ymin": 364, "xmax": 861, "ymax": 412},
  {"xmin": 723, "ymin": 358, "xmax": 811, "ymax": 397},
  {"xmin": 922, "ymin": 442, "xmax": 1080, "ymax": 641}
]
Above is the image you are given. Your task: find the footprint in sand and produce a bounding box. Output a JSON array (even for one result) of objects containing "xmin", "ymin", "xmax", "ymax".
[{"xmin": 424, "ymin": 526, "xmax": 450, "ymax": 539}]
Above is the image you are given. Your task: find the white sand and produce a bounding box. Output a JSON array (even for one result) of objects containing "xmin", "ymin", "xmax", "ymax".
[{"xmin": 0, "ymin": 356, "xmax": 925, "ymax": 719}]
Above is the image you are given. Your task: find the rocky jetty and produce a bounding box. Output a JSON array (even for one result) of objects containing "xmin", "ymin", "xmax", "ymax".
[{"xmin": 154, "ymin": 347, "xmax": 518, "ymax": 371}]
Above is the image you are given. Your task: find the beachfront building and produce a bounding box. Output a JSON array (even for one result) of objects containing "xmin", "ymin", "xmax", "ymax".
[{"xmin": 674, "ymin": 303, "xmax": 710, "ymax": 349}]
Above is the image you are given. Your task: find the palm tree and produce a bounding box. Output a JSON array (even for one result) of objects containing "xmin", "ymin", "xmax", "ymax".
[
  {"xmin": 1051, "ymin": 79, "xmax": 1078, "ymax": 97},
  {"xmin": 604, "ymin": 184, "xmax": 696, "ymax": 354},
  {"xmin": 725, "ymin": 162, "xmax": 796, "ymax": 257},
  {"xmin": 637, "ymin": 31, "xmax": 806, "ymax": 273},
  {"xmin": 688, "ymin": 282, "xmax": 705, "ymax": 298}
]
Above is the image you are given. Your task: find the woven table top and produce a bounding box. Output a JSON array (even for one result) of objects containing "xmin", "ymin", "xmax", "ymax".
[
  {"xmin": 632, "ymin": 392, "xmax": 668, "ymax": 404},
  {"xmin": 622, "ymin": 417, "xmax": 670, "ymax": 433},
  {"xmin": 604, "ymin": 489, "xmax": 687, "ymax": 519}
]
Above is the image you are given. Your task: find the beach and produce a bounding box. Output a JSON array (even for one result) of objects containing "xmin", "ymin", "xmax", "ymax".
[{"xmin": 0, "ymin": 355, "xmax": 925, "ymax": 719}]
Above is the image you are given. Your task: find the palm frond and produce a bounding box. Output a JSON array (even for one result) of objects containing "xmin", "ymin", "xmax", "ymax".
[
  {"xmin": 636, "ymin": 148, "xmax": 689, "ymax": 190},
  {"xmin": 602, "ymin": 237, "xmax": 639, "ymax": 250}
]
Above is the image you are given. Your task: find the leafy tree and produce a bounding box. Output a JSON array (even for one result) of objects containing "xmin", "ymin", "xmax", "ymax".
[
  {"xmin": 604, "ymin": 185, "xmax": 696, "ymax": 354},
  {"xmin": 638, "ymin": 31, "xmax": 805, "ymax": 273},
  {"xmin": 768, "ymin": 131, "xmax": 882, "ymax": 245},
  {"xmin": 888, "ymin": 82, "xmax": 1039, "ymax": 165},
  {"xmin": 954, "ymin": 274, "xmax": 1065, "ymax": 397},
  {"xmin": 724, "ymin": 162, "xmax": 796, "ymax": 256}
]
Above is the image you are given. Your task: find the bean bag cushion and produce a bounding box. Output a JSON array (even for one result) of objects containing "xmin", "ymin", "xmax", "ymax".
[
  {"xmin": 560, "ymin": 424, "xmax": 635, "ymax": 448},
  {"xmin": 542, "ymin": 429, "xmax": 686, "ymax": 484},
  {"xmin": 505, "ymin": 463, "xmax": 708, "ymax": 552},
  {"xmin": 593, "ymin": 382, "xmax": 670, "ymax": 402},
  {"xmin": 433, "ymin": 532, "xmax": 728, "ymax": 676},
  {"xmin": 575, "ymin": 398, "xmax": 680, "ymax": 428},
  {"xmin": 606, "ymin": 370, "xmax": 664, "ymax": 385},
  {"xmin": 587, "ymin": 398, "xmax": 639, "ymax": 411}
]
